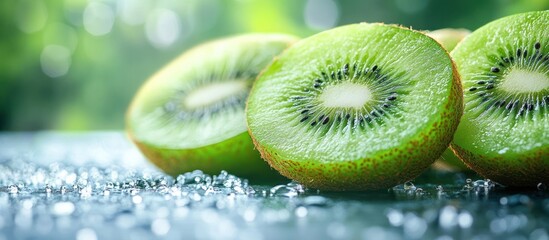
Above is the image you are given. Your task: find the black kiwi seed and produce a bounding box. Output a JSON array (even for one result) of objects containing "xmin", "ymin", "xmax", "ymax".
[
  {"xmin": 517, "ymin": 49, "xmax": 522, "ymax": 57},
  {"xmin": 313, "ymin": 83, "xmax": 321, "ymax": 88},
  {"xmin": 506, "ymin": 102, "xmax": 514, "ymax": 110},
  {"xmin": 372, "ymin": 65, "xmax": 378, "ymax": 71},
  {"xmin": 322, "ymin": 117, "xmax": 330, "ymax": 125},
  {"xmin": 486, "ymin": 84, "xmax": 494, "ymax": 90},
  {"xmin": 315, "ymin": 79, "xmax": 323, "ymax": 83},
  {"xmin": 527, "ymin": 104, "xmax": 534, "ymax": 111},
  {"xmin": 383, "ymin": 103, "xmax": 390, "ymax": 108},
  {"xmin": 318, "ymin": 115, "xmax": 325, "ymax": 121},
  {"xmin": 343, "ymin": 63, "xmax": 349, "ymax": 75},
  {"xmin": 477, "ymin": 81, "xmax": 486, "ymax": 85},
  {"xmin": 300, "ymin": 116, "xmax": 309, "ymax": 122},
  {"xmin": 490, "ymin": 67, "xmax": 500, "ymax": 73},
  {"xmin": 301, "ymin": 109, "xmax": 309, "ymax": 114},
  {"xmin": 370, "ymin": 111, "xmax": 378, "ymax": 118},
  {"xmin": 345, "ymin": 114, "xmax": 351, "ymax": 119},
  {"xmin": 497, "ymin": 100, "xmax": 505, "ymax": 107},
  {"xmin": 523, "ymin": 50, "xmax": 528, "ymax": 57},
  {"xmin": 387, "ymin": 95, "xmax": 397, "ymax": 101},
  {"xmin": 311, "ymin": 121, "xmax": 317, "ymax": 126},
  {"xmin": 469, "ymin": 87, "xmax": 477, "ymax": 92},
  {"xmin": 535, "ymin": 42, "xmax": 541, "ymax": 49}
]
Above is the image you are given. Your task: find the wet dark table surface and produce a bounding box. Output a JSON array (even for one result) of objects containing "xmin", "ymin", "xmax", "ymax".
[{"xmin": 0, "ymin": 132, "xmax": 548, "ymax": 240}]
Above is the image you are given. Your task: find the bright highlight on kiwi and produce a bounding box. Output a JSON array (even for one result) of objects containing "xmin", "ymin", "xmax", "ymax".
[
  {"xmin": 126, "ymin": 34, "xmax": 298, "ymax": 180},
  {"xmin": 246, "ymin": 23, "xmax": 463, "ymax": 191},
  {"xmin": 450, "ymin": 11, "xmax": 549, "ymax": 187}
]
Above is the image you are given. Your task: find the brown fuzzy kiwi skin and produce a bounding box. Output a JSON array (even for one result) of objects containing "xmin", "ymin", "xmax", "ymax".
[
  {"xmin": 450, "ymin": 143, "xmax": 549, "ymax": 187},
  {"xmin": 247, "ymin": 40, "xmax": 464, "ymax": 191}
]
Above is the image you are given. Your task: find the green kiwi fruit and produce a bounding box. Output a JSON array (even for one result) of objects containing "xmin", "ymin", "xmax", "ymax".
[
  {"xmin": 246, "ymin": 23, "xmax": 463, "ymax": 191},
  {"xmin": 427, "ymin": 28, "xmax": 472, "ymax": 171},
  {"xmin": 426, "ymin": 28, "xmax": 471, "ymax": 52},
  {"xmin": 126, "ymin": 33, "xmax": 298, "ymax": 180},
  {"xmin": 450, "ymin": 11, "xmax": 549, "ymax": 187}
]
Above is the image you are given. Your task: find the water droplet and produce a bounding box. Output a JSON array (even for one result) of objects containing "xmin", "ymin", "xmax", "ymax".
[
  {"xmin": 204, "ymin": 186, "xmax": 215, "ymax": 195},
  {"xmin": 60, "ymin": 185, "xmax": 67, "ymax": 194},
  {"xmin": 80, "ymin": 186, "xmax": 92, "ymax": 197},
  {"xmin": 45, "ymin": 184, "xmax": 52, "ymax": 193},
  {"xmin": 462, "ymin": 179, "xmax": 473, "ymax": 191},
  {"xmin": 403, "ymin": 181, "xmax": 416, "ymax": 191},
  {"xmin": 129, "ymin": 188, "xmax": 139, "ymax": 195},
  {"xmin": 156, "ymin": 184, "xmax": 169, "ymax": 194},
  {"xmin": 287, "ymin": 181, "xmax": 305, "ymax": 193},
  {"xmin": 537, "ymin": 183, "xmax": 547, "ymax": 191},
  {"xmin": 9, "ymin": 185, "xmax": 19, "ymax": 194},
  {"xmin": 270, "ymin": 185, "xmax": 298, "ymax": 198}
]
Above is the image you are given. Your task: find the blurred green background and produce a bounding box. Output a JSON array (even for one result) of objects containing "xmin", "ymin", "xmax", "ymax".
[{"xmin": 0, "ymin": 0, "xmax": 547, "ymax": 131}]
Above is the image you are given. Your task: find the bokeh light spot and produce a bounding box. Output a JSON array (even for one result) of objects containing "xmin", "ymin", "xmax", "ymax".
[
  {"xmin": 40, "ymin": 45, "xmax": 72, "ymax": 78},
  {"xmin": 83, "ymin": 1, "xmax": 115, "ymax": 36},
  {"xmin": 145, "ymin": 9, "xmax": 181, "ymax": 49},
  {"xmin": 304, "ymin": 0, "xmax": 339, "ymax": 30},
  {"xmin": 15, "ymin": 0, "xmax": 48, "ymax": 34},
  {"xmin": 118, "ymin": 0, "xmax": 151, "ymax": 26}
]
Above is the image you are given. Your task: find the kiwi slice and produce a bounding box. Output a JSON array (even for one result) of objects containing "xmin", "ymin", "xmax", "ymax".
[
  {"xmin": 450, "ymin": 11, "xmax": 549, "ymax": 187},
  {"xmin": 426, "ymin": 28, "xmax": 471, "ymax": 52},
  {"xmin": 246, "ymin": 23, "xmax": 463, "ymax": 191},
  {"xmin": 127, "ymin": 33, "xmax": 298, "ymax": 180},
  {"xmin": 427, "ymin": 28, "xmax": 472, "ymax": 171}
]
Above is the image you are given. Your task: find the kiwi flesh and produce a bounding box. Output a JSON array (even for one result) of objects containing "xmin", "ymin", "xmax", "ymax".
[
  {"xmin": 427, "ymin": 28, "xmax": 472, "ymax": 171},
  {"xmin": 450, "ymin": 11, "xmax": 549, "ymax": 187},
  {"xmin": 126, "ymin": 33, "xmax": 298, "ymax": 180},
  {"xmin": 426, "ymin": 28, "xmax": 471, "ymax": 52},
  {"xmin": 246, "ymin": 23, "xmax": 463, "ymax": 191}
]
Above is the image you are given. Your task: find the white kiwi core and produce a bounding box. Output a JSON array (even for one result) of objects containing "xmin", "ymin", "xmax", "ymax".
[
  {"xmin": 184, "ymin": 80, "xmax": 247, "ymax": 109},
  {"xmin": 500, "ymin": 69, "xmax": 549, "ymax": 93},
  {"xmin": 320, "ymin": 82, "xmax": 373, "ymax": 109}
]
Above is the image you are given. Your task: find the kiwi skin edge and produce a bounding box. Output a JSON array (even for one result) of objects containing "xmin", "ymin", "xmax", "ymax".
[
  {"xmin": 427, "ymin": 28, "xmax": 472, "ymax": 172},
  {"xmin": 247, "ymin": 24, "xmax": 464, "ymax": 191}
]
